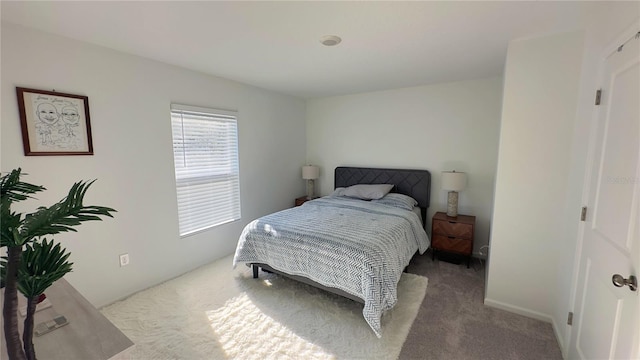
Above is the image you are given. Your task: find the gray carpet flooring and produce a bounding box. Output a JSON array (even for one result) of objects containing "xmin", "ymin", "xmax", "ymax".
[{"xmin": 400, "ymin": 251, "xmax": 563, "ymax": 360}]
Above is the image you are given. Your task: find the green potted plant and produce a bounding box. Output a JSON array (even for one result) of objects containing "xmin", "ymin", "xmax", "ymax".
[{"xmin": 1, "ymin": 168, "xmax": 116, "ymax": 360}]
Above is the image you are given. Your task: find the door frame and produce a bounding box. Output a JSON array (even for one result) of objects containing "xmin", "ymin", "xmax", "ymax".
[{"xmin": 566, "ymin": 19, "xmax": 640, "ymax": 357}]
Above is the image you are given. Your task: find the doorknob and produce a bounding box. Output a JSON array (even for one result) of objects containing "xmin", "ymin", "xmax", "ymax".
[{"xmin": 612, "ymin": 274, "xmax": 638, "ymax": 291}]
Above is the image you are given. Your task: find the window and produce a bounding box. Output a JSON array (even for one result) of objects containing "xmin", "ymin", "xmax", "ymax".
[{"xmin": 171, "ymin": 104, "xmax": 241, "ymax": 236}]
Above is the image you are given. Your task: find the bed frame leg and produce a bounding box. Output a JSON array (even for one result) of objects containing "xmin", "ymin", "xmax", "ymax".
[{"xmin": 252, "ymin": 264, "xmax": 259, "ymax": 279}]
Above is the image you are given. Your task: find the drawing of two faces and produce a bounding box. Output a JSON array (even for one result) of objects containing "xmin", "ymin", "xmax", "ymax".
[{"xmin": 37, "ymin": 102, "xmax": 79, "ymax": 126}]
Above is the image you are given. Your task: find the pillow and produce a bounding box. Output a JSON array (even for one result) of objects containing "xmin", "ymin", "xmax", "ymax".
[
  {"xmin": 372, "ymin": 193, "xmax": 418, "ymax": 211},
  {"xmin": 331, "ymin": 187, "xmax": 346, "ymax": 197},
  {"xmin": 341, "ymin": 184, "xmax": 394, "ymax": 200}
]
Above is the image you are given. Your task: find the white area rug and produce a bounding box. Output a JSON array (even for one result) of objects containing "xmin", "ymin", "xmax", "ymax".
[{"xmin": 101, "ymin": 256, "xmax": 428, "ymax": 360}]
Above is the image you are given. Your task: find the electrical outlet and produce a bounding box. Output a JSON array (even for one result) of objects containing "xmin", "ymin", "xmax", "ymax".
[{"xmin": 119, "ymin": 253, "xmax": 130, "ymax": 267}]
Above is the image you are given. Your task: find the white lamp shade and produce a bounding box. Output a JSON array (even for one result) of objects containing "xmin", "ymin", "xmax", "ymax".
[
  {"xmin": 441, "ymin": 171, "xmax": 467, "ymax": 191},
  {"xmin": 302, "ymin": 165, "xmax": 320, "ymax": 180}
]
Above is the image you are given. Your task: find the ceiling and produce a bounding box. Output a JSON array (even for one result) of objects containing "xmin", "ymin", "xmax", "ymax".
[{"xmin": 0, "ymin": 1, "xmax": 633, "ymax": 99}]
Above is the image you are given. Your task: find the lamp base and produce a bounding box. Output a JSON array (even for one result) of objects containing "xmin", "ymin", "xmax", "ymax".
[
  {"xmin": 446, "ymin": 191, "xmax": 459, "ymax": 217},
  {"xmin": 306, "ymin": 179, "xmax": 315, "ymax": 200}
]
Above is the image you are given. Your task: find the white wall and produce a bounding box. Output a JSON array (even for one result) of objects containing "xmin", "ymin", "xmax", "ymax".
[
  {"xmin": 486, "ymin": 4, "xmax": 640, "ymax": 355},
  {"xmin": 1, "ymin": 24, "xmax": 306, "ymax": 307},
  {"xmin": 486, "ymin": 31, "xmax": 585, "ymax": 320},
  {"xmin": 306, "ymin": 78, "xmax": 503, "ymax": 255}
]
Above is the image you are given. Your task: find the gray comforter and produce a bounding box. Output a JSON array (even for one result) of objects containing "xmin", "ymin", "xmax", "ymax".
[{"xmin": 233, "ymin": 196, "xmax": 430, "ymax": 337}]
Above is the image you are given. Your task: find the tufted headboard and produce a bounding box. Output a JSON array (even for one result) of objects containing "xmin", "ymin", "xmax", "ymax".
[{"xmin": 334, "ymin": 166, "xmax": 431, "ymax": 223}]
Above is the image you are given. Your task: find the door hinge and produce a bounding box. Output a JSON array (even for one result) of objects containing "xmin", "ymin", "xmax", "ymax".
[
  {"xmin": 595, "ymin": 89, "xmax": 602, "ymax": 105},
  {"xmin": 567, "ymin": 312, "xmax": 574, "ymax": 325},
  {"xmin": 580, "ymin": 207, "xmax": 587, "ymax": 221}
]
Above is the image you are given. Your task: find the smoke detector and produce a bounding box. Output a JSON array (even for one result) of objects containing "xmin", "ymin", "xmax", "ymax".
[{"xmin": 320, "ymin": 35, "xmax": 342, "ymax": 46}]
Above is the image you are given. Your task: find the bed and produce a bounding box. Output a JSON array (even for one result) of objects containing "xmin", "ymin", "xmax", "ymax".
[{"xmin": 233, "ymin": 166, "xmax": 431, "ymax": 337}]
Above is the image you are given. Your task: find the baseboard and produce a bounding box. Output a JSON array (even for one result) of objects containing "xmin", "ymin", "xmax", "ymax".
[
  {"xmin": 483, "ymin": 298, "xmax": 553, "ymax": 323},
  {"xmin": 551, "ymin": 318, "xmax": 569, "ymax": 359},
  {"xmin": 484, "ymin": 298, "xmax": 568, "ymax": 358}
]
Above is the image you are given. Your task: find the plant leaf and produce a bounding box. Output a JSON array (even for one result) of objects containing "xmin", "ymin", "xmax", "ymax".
[
  {"xmin": 20, "ymin": 180, "xmax": 116, "ymax": 242},
  {"xmin": 0, "ymin": 168, "xmax": 45, "ymax": 203},
  {"xmin": 0, "ymin": 168, "xmax": 43, "ymax": 247},
  {"xmin": 17, "ymin": 239, "xmax": 74, "ymax": 297},
  {"xmin": 1, "ymin": 203, "xmax": 23, "ymax": 247}
]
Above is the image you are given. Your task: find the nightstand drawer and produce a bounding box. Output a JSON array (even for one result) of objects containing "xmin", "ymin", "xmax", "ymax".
[
  {"xmin": 432, "ymin": 219, "xmax": 473, "ymax": 239},
  {"xmin": 431, "ymin": 234, "xmax": 472, "ymax": 255}
]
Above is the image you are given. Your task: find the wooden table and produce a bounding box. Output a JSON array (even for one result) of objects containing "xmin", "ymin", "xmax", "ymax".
[
  {"xmin": 431, "ymin": 211, "xmax": 476, "ymax": 268},
  {"xmin": 1, "ymin": 278, "xmax": 134, "ymax": 360}
]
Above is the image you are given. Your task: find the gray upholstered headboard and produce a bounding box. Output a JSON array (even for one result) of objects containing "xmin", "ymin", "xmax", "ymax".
[{"xmin": 334, "ymin": 166, "xmax": 431, "ymax": 223}]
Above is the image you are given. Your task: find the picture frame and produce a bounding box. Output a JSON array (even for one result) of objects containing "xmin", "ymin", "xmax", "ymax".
[{"xmin": 16, "ymin": 87, "xmax": 94, "ymax": 156}]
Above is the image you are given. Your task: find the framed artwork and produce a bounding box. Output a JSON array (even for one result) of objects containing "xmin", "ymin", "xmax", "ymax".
[{"xmin": 16, "ymin": 87, "xmax": 94, "ymax": 156}]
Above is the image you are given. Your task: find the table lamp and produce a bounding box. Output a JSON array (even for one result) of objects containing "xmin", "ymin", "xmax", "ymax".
[
  {"xmin": 302, "ymin": 165, "xmax": 320, "ymax": 199},
  {"xmin": 442, "ymin": 171, "xmax": 467, "ymax": 217}
]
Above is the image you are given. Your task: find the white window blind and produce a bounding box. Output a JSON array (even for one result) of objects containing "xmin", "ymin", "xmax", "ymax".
[{"xmin": 171, "ymin": 104, "xmax": 241, "ymax": 237}]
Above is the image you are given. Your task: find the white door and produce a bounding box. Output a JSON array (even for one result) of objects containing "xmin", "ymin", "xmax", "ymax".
[{"xmin": 569, "ymin": 27, "xmax": 640, "ymax": 359}]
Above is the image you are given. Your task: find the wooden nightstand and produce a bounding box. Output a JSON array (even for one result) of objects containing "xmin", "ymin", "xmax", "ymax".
[
  {"xmin": 294, "ymin": 196, "xmax": 316, "ymax": 206},
  {"xmin": 431, "ymin": 211, "xmax": 475, "ymax": 268}
]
